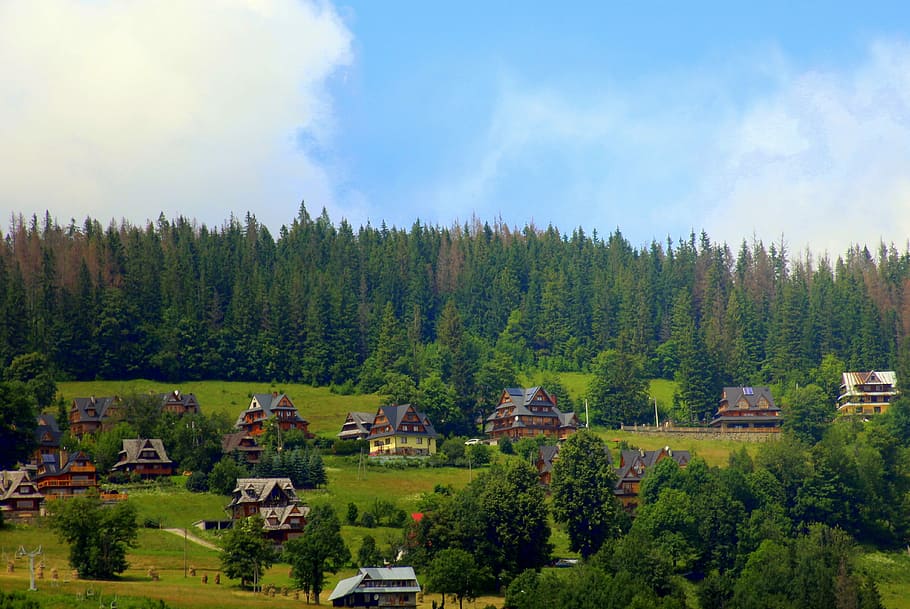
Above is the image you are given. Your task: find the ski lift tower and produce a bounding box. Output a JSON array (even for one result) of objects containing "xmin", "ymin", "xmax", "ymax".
[{"xmin": 16, "ymin": 546, "xmax": 42, "ymax": 591}]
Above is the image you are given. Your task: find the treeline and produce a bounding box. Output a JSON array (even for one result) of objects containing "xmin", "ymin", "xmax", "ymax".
[{"xmin": 3, "ymin": 206, "xmax": 910, "ymax": 425}]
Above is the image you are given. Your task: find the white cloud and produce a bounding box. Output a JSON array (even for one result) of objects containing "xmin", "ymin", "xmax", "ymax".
[
  {"xmin": 430, "ymin": 41, "xmax": 910, "ymax": 255},
  {"xmin": 701, "ymin": 41, "xmax": 910, "ymax": 256},
  {"xmin": 0, "ymin": 0, "xmax": 352, "ymax": 231}
]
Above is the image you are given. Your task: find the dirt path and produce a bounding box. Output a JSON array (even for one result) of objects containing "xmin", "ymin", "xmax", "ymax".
[{"xmin": 162, "ymin": 528, "xmax": 221, "ymax": 551}]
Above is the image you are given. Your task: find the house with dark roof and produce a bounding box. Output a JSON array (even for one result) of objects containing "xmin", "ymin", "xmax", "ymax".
[
  {"xmin": 235, "ymin": 392, "xmax": 310, "ymax": 437},
  {"xmin": 614, "ymin": 447, "xmax": 690, "ymax": 511},
  {"xmin": 111, "ymin": 439, "xmax": 175, "ymax": 479},
  {"xmin": 536, "ymin": 445, "xmax": 561, "ymax": 486},
  {"xmin": 485, "ymin": 387, "xmax": 578, "ymax": 441},
  {"xmin": 837, "ymin": 371, "xmax": 898, "ymax": 416},
  {"xmin": 226, "ymin": 478, "xmax": 309, "ymax": 543},
  {"xmin": 328, "ymin": 566, "xmax": 421, "ymax": 609},
  {"xmin": 34, "ymin": 413, "xmax": 62, "ymax": 463},
  {"xmin": 36, "ymin": 450, "xmax": 98, "ymax": 498},
  {"xmin": 69, "ymin": 396, "xmax": 121, "ymax": 437},
  {"xmin": 221, "ymin": 431, "xmax": 264, "ymax": 465},
  {"xmin": 710, "ymin": 386, "xmax": 782, "ymax": 431},
  {"xmin": 367, "ymin": 404, "xmax": 439, "ymax": 457},
  {"xmin": 0, "ymin": 470, "xmax": 43, "ymax": 520},
  {"xmin": 337, "ymin": 412, "xmax": 375, "ymax": 441},
  {"xmin": 160, "ymin": 390, "xmax": 201, "ymax": 416}
]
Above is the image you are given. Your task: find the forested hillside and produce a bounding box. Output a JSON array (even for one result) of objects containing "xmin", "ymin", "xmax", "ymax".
[{"xmin": 2, "ymin": 205, "xmax": 908, "ymax": 426}]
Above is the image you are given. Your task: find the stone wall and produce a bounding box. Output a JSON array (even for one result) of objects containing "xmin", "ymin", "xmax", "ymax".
[{"xmin": 620, "ymin": 424, "xmax": 781, "ymax": 442}]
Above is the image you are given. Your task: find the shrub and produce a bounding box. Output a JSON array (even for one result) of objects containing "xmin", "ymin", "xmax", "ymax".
[
  {"xmin": 498, "ymin": 436, "xmax": 514, "ymax": 454},
  {"xmin": 185, "ymin": 470, "xmax": 209, "ymax": 493},
  {"xmin": 360, "ymin": 512, "xmax": 376, "ymax": 528}
]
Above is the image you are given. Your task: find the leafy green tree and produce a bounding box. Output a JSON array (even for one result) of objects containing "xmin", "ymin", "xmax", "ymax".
[
  {"xmin": 782, "ymin": 383, "xmax": 834, "ymax": 444},
  {"xmin": 208, "ymin": 457, "xmax": 247, "ymax": 495},
  {"xmin": 0, "ymin": 381, "xmax": 37, "ymax": 469},
  {"xmin": 425, "ymin": 548, "xmax": 493, "ymax": 609},
  {"xmin": 284, "ymin": 504, "xmax": 350, "ymax": 604},
  {"xmin": 49, "ymin": 493, "xmax": 139, "ymax": 579},
  {"xmin": 5, "ymin": 352, "xmax": 57, "ymax": 408},
  {"xmin": 92, "ymin": 422, "xmax": 139, "ymax": 474},
  {"xmin": 219, "ymin": 515, "xmax": 276, "ymax": 590},
  {"xmin": 630, "ymin": 488, "xmax": 699, "ymax": 572},
  {"xmin": 587, "ymin": 349, "xmax": 650, "ymax": 427},
  {"xmin": 551, "ymin": 430, "xmax": 624, "ymax": 558},
  {"xmin": 356, "ymin": 534, "xmax": 382, "ymax": 568}
]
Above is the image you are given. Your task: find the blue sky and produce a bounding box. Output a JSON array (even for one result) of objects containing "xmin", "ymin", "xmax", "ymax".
[{"xmin": 3, "ymin": 1, "xmax": 910, "ymax": 255}]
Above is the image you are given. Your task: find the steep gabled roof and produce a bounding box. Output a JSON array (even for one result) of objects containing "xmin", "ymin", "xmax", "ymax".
[
  {"xmin": 337, "ymin": 412, "xmax": 375, "ymax": 439},
  {"xmin": 35, "ymin": 413, "xmax": 62, "ymax": 447},
  {"xmin": 0, "ymin": 470, "xmax": 42, "ymax": 502},
  {"xmin": 37, "ymin": 450, "xmax": 94, "ymax": 478},
  {"xmin": 71, "ymin": 396, "xmax": 120, "ymax": 421},
  {"xmin": 227, "ymin": 477, "xmax": 299, "ymax": 507},
  {"xmin": 369, "ymin": 404, "xmax": 439, "ymax": 439},
  {"xmin": 235, "ymin": 393, "xmax": 307, "ymax": 427},
  {"xmin": 113, "ymin": 439, "xmax": 173, "ymax": 467},
  {"xmin": 221, "ymin": 431, "xmax": 262, "ymax": 454},
  {"xmin": 615, "ymin": 447, "xmax": 690, "ymax": 486},
  {"xmin": 717, "ymin": 386, "xmax": 779, "ymax": 412}
]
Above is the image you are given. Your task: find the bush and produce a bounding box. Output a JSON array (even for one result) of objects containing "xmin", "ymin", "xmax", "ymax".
[
  {"xmin": 360, "ymin": 512, "xmax": 376, "ymax": 528},
  {"xmin": 466, "ymin": 444, "xmax": 491, "ymax": 467},
  {"xmin": 498, "ymin": 436, "xmax": 514, "ymax": 454},
  {"xmin": 347, "ymin": 502, "xmax": 359, "ymax": 525},
  {"xmin": 185, "ymin": 470, "xmax": 209, "ymax": 493}
]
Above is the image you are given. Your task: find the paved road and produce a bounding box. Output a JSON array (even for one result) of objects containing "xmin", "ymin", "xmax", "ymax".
[{"xmin": 162, "ymin": 528, "xmax": 221, "ymax": 551}]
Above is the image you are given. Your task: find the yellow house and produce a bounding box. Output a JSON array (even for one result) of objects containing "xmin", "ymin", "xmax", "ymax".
[
  {"xmin": 837, "ymin": 371, "xmax": 898, "ymax": 416},
  {"xmin": 368, "ymin": 404, "xmax": 439, "ymax": 457}
]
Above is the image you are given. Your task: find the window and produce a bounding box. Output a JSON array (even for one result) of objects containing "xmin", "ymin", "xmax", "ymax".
[
  {"xmin": 874, "ymin": 406, "xmax": 882, "ymax": 414},
  {"xmin": 417, "ymin": 437, "xmax": 423, "ymax": 444},
  {"xmin": 855, "ymin": 406, "xmax": 863, "ymax": 414},
  {"xmin": 401, "ymin": 437, "xmax": 407, "ymax": 444}
]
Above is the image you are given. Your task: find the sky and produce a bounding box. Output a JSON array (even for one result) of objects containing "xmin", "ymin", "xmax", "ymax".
[{"xmin": 3, "ymin": 1, "xmax": 910, "ymax": 256}]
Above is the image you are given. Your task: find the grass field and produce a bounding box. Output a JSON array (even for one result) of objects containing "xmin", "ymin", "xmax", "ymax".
[
  {"xmin": 56, "ymin": 380, "xmax": 381, "ymax": 439},
  {"xmin": 21, "ymin": 378, "xmax": 910, "ymax": 608}
]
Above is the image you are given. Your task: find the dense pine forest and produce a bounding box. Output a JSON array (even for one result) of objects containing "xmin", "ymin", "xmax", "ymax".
[{"xmin": 2, "ymin": 205, "xmax": 909, "ymax": 425}]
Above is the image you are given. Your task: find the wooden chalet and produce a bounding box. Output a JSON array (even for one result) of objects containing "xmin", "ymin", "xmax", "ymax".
[
  {"xmin": 536, "ymin": 445, "xmax": 561, "ymax": 486},
  {"xmin": 159, "ymin": 390, "xmax": 201, "ymax": 416},
  {"xmin": 226, "ymin": 478, "xmax": 309, "ymax": 543},
  {"xmin": 710, "ymin": 386, "xmax": 782, "ymax": 431},
  {"xmin": 367, "ymin": 404, "xmax": 439, "ymax": 457},
  {"xmin": 111, "ymin": 439, "xmax": 175, "ymax": 479},
  {"xmin": 36, "ymin": 450, "xmax": 98, "ymax": 498},
  {"xmin": 235, "ymin": 392, "xmax": 310, "ymax": 437},
  {"xmin": 221, "ymin": 431, "xmax": 264, "ymax": 465},
  {"xmin": 337, "ymin": 412, "xmax": 374, "ymax": 441},
  {"xmin": 485, "ymin": 387, "xmax": 578, "ymax": 441},
  {"xmin": 69, "ymin": 396, "xmax": 121, "ymax": 437},
  {"xmin": 614, "ymin": 447, "xmax": 690, "ymax": 511},
  {"xmin": 837, "ymin": 370, "xmax": 898, "ymax": 416},
  {"xmin": 34, "ymin": 413, "xmax": 62, "ymax": 464},
  {"xmin": 328, "ymin": 567, "xmax": 421, "ymax": 609},
  {"xmin": 0, "ymin": 470, "xmax": 43, "ymax": 520}
]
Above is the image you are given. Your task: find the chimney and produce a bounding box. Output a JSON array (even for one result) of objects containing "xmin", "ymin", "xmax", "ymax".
[{"xmin": 273, "ymin": 391, "xmax": 278, "ymax": 397}]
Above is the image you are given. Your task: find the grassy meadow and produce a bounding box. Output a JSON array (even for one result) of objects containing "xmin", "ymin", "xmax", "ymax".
[{"xmin": 1, "ymin": 378, "xmax": 905, "ymax": 607}]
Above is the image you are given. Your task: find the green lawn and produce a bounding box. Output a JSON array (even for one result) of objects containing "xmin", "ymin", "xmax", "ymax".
[{"xmin": 56, "ymin": 380, "xmax": 381, "ymax": 438}]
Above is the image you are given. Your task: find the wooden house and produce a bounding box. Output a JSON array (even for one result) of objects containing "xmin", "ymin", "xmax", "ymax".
[
  {"xmin": 328, "ymin": 567, "xmax": 421, "ymax": 609},
  {"xmin": 36, "ymin": 450, "xmax": 98, "ymax": 498},
  {"xmin": 159, "ymin": 390, "xmax": 201, "ymax": 416},
  {"xmin": 367, "ymin": 404, "xmax": 439, "ymax": 457},
  {"xmin": 536, "ymin": 445, "xmax": 561, "ymax": 486},
  {"xmin": 226, "ymin": 478, "xmax": 309, "ymax": 543},
  {"xmin": 337, "ymin": 412, "xmax": 375, "ymax": 441},
  {"xmin": 614, "ymin": 447, "xmax": 690, "ymax": 511},
  {"xmin": 710, "ymin": 386, "xmax": 782, "ymax": 431},
  {"xmin": 69, "ymin": 396, "xmax": 121, "ymax": 437},
  {"xmin": 485, "ymin": 387, "xmax": 578, "ymax": 441},
  {"xmin": 34, "ymin": 413, "xmax": 62, "ymax": 464},
  {"xmin": 235, "ymin": 392, "xmax": 310, "ymax": 437},
  {"xmin": 837, "ymin": 371, "xmax": 898, "ymax": 416},
  {"xmin": 221, "ymin": 431, "xmax": 264, "ymax": 465},
  {"xmin": 111, "ymin": 439, "xmax": 175, "ymax": 479},
  {"xmin": 0, "ymin": 470, "xmax": 43, "ymax": 520}
]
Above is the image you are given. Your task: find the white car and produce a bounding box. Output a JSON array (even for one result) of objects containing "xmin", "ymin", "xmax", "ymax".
[{"xmin": 464, "ymin": 438, "xmax": 482, "ymax": 446}]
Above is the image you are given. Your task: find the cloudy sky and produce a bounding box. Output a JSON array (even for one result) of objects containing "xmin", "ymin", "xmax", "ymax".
[{"xmin": 3, "ymin": 1, "xmax": 910, "ymax": 255}]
